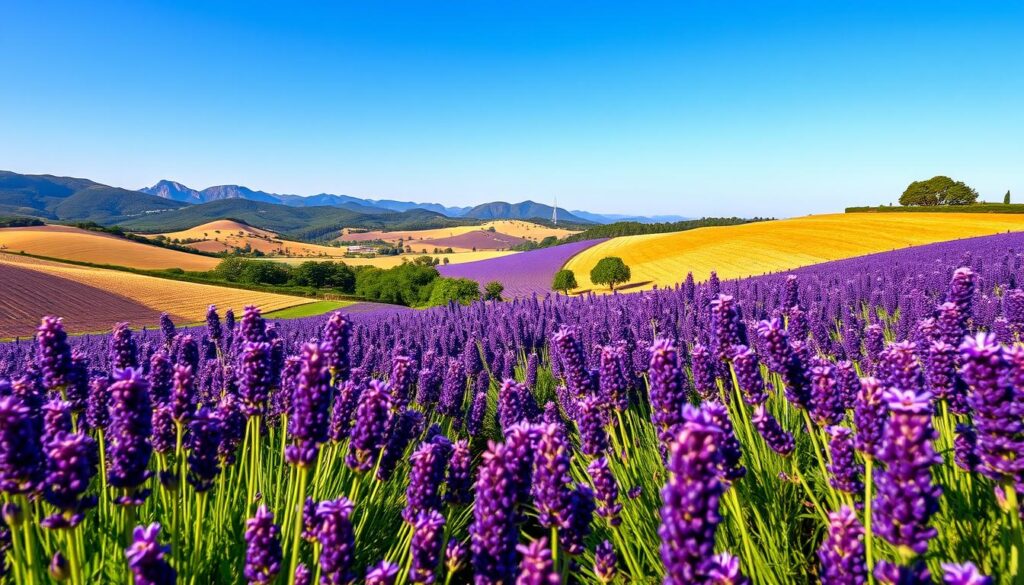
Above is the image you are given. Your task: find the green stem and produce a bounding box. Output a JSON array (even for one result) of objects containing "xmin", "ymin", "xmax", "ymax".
[
  {"xmin": 287, "ymin": 467, "xmax": 311, "ymax": 585},
  {"xmin": 864, "ymin": 457, "xmax": 875, "ymax": 580}
]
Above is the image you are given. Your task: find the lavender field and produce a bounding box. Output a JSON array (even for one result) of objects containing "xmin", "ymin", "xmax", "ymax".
[
  {"xmin": 436, "ymin": 238, "xmax": 608, "ymax": 298},
  {"xmin": 3, "ymin": 231, "xmax": 1024, "ymax": 583}
]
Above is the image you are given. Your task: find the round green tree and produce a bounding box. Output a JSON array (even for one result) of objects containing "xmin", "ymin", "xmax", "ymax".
[
  {"xmin": 483, "ymin": 281, "xmax": 504, "ymax": 301},
  {"xmin": 551, "ymin": 269, "xmax": 578, "ymax": 294},
  {"xmin": 899, "ymin": 176, "xmax": 978, "ymax": 206},
  {"xmin": 590, "ymin": 257, "xmax": 631, "ymax": 291}
]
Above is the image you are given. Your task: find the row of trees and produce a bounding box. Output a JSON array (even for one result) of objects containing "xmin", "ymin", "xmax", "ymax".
[{"xmin": 211, "ymin": 256, "xmax": 483, "ymax": 307}]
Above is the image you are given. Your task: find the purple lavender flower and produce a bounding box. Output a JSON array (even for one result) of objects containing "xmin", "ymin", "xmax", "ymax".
[
  {"xmin": 388, "ymin": 354, "xmax": 415, "ymax": 411},
  {"xmin": 827, "ymin": 426, "xmax": 863, "ymax": 494},
  {"xmin": 239, "ymin": 341, "xmax": 273, "ymax": 416},
  {"xmin": 216, "ymin": 394, "xmax": 245, "ymax": 465},
  {"xmin": 445, "ymin": 539, "xmax": 468, "ymax": 576},
  {"xmin": 106, "ymin": 368, "xmax": 153, "ymax": 500},
  {"xmin": 244, "ymin": 505, "xmax": 282, "ymax": 585},
  {"xmin": 471, "ymin": 442, "xmax": 524, "ymax": 584},
  {"xmin": 817, "ymin": 505, "xmax": 866, "ymax": 585},
  {"xmin": 345, "ymin": 380, "xmax": 392, "ymax": 472},
  {"xmin": 877, "ymin": 341, "xmax": 924, "ymax": 393},
  {"xmin": 708, "ymin": 553, "xmax": 750, "ymax": 585},
  {"xmin": 437, "ymin": 358, "xmax": 467, "ymax": 422},
  {"xmin": 954, "ymin": 424, "xmax": 980, "ymax": 473},
  {"xmin": 874, "ymin": 561, "xmax": 932, "ymax": 585},
  {"xmin": 756, "ymin": 319, "xmax": 812, "ymax": 409},
  {"xmin": 552, "ymin": 326, "xmax": 596, "ymax": 397},
  {"xmin": 873, "ymin": 388, "xmax": 941, "ymax": 556},
  {"xmin": 205, "ymin": 305, "xmax": 222, "ymax": 342},
  {"xmin": 322, "ymin": 311, "xmax": 352, "ymax": 382},
  {"xmin": 169, "ymin": 364, "xmax": 195, "ymax": 423},
  {"xmin": 147, "ymin": 351, "xmax": 173, "ymax": 405},
  {"xmin": 599, "ymin": 343, "xmax": 630, "ymax": 410},
  {"xmin": 409, "ymin": 509, "xmax": 446, "ymax": 584},
  {"xmin": 287, "ymin": 343, "xmax": 333, "ymax": 467},
  {"xmin": 42, "ymin": 398, "xmax": 73, "ymax": 446},
  {"xmin": 49, "ymin": 550, "xmax": 69, "ymax": 581},
  {"xmin": 711, "ymin": 294, "xmax": 747, "ymax": 358},
  {"xmin": 588, "ymin": 456, "xmax": 621, "ymax": 527},
  {"xmin": 941, "ymin": 562, "xmax": 991, "ymax": 585},
  {"xmin": 690, "ymin": 343, "xmax": 717, "ymax": 399},
  {"xmin": 498, "ymin": 379, "xmax": 537, "ymax": 431},
  {"xmin": 853, "ymin": 377, "xmax": 886, "ymax": 458},
  {"xmin": 176, "ymin": 335, "xmax": 199, "ymax": 372},
  {"xmin": 515, "ymin": 537, "xmax": 558, "ymax": 585},
  {"xmin": 404, "ymin": 439, "xmax": 451, "ymax": 522},
  {"xmin": 293, "ymin": 563, "xmax": 311, "ymax": 585},
  {"xmin": 366, "ymin": 560, "xmax": 400, "ymax": 585},
  {"xmin": 752, "ymin": 404, "xmax": 794, "ymax": 457},
  {"xmin": 648, "ymin": 338, "xmax": 688, "ymax": 450},
  {"xmin": 926, "ymin": 340, "xmax": 968, "ymax": 414},
  {"xmin": 959, "ymin": 333, "xmax": 1024, "ymax": 485},
  {"xmin": 151, "ymin": 409, "xmax": 176, "ymax": 459},
  {"xmin": 576, "ymin": 394, "xmax": 609, "ymax": 456},
  {"xmin": 526, "ymin": 353, "xmax": 539, "ymax": 389},
  {"xmin": 125, "ymin": 523, "xmax": 175, "ymax": 585},
  {"xmin": 86, "ymin": 376, "xmax": 110, "ymax": 431},
  {"xmin": 731, "ymin": 345, "xmax": 766, "ymax": 405},
  {"xmin": 659, "ymin": 405, "xmax": 724, "ymax": 583},
  {"xmin": 110, "ymin": 322, "xmax": 139, "ymax": 370},
  {"xmin": 240, "ymin": 305, "xmax": 268, "ymax": 343},
  {"xmin": 445, "ymin": 439, "xmax": 472, "ymax": 505},
  {"xmin": 809, "ymin": 362, "xmax": 845, "ymax": 427},
  {"xmin": 594, "ymin": 540, "xmax": 617, "ymax": 583},
  {"xmin": 467, "ymin": 390, "xmax": 489, "ymax": 436},
  {"xmin": 706, "ymin": 401, "xmax": 746, "ymax": 481},
  {"xmin": 561, "ymin": 484, "xmax": 595, "ymax": 555},
  {"xmin": 42, "ymin": 431, "xmax": 98, "ymax": 521},
  {"xmin": 532, "ymin": 422, "xmax": 573, "ymax": 530},
  {"xmin": 328, "ymin": 379, "xmax": 362, "ymax": 442},
  {"xmin": 317, "ymin": 498, "xmax": 355, "ymax": 585},
  {"xmin": 377, "ymin": 408, "xmax": 423, "ymax": 482},
  {"xmin": 186, "ymin": 407, "xmax": 222, "ymax": 492},
  {"xmin": 36, "ymin": 316, "xmax": 73, "ymax": 391}
]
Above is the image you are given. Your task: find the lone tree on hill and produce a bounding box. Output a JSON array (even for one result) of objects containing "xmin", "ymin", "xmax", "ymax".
[
  {"xmin": 1006, "ymin": 190, "xmax": 1012, "ymax": 204},
  {"xmin": 899, "ymin": 176, "xmax": 978, "ymax": 206},
  {"xmin": 552, "ymin": 269, "xmax": 578, "ymax": 295},
  {"xmin": 590, "ymin": 257, "xmax": 631, "ymax": 291},
  {"xmin": 483, "ymin": 281, "xmax": 504, "ymax": 301}
]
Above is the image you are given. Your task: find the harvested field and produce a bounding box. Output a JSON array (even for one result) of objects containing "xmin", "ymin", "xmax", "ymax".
[
  {"xmin": 0, "ymin": 225, "xmax": 218, "ymax": 270},
  {"xmin": 564, "ymin": 212, "xmax": 1024, "ymax": 291},
  {"xmin": 154, "ymin": 220, "xmax": 347, "ymax": 258},
  {"xmin": 339, "ymin": 220, "xmax": 578, "ymax": 245},
  {"xmin": 0, "ymin": 262, "xmax": 163, "ymax": 338},
  {"xmin": 264, "ymin": 250, "xmax": 516, "ymax": 268},
  {"xmin": 0, "ymin": 252, "xmax": 313, "ymax": 333},
  {"xmin": 417, "ymin": 230, "xmax": 527, "ymax": 252}
]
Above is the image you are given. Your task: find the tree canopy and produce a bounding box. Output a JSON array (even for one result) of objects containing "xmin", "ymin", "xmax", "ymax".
[
  {"xmin": 590, "ymin": 257, "xmax": 631, "ymax": 291},
  {"xmin": 899, "ymin": 176, "xmax": 978, "ymax": 206},
  {"xmin": 551, "ymin": 269, "xmax": 578, "ymax": 294},
  {"xmin": 483, "ymin": 281, "xmax": 504, "ymax": 301},
  {"xmin": 427, "ymin": 277, "xmax": 481, "ymax": 307}
]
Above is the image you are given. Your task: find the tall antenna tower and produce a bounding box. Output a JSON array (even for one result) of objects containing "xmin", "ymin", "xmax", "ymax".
[{"xmin": 552, "ymin": 195, "xmax": 558, "ymax": 225}]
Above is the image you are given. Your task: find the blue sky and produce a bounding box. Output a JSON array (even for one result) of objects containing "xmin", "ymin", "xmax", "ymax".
[{"xmin": 1, "ymin": 1, "xmax": 1021, "ymax": 217}]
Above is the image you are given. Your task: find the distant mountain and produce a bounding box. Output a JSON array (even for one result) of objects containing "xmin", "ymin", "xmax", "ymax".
[
  {"xmin": 140, "ymin": 180, "xmax": 469, "ymax": 216},
  {"xmin": 118, "ymin": 198, "xmax": 473, "ymax": 241},
  {"xmin": 0, "ymin": 171, "xmax": 184, "ymax": 223},
  {"xmin": 462, "ymin": 201, "xmax": 590, "ymax": 224},
  {"xmin": 570, "ymin": 210, "xmax": 691, "ymax": 224}
]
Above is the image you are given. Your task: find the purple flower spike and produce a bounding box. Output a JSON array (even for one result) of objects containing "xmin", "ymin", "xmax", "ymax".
[
  {"xmin": 239, "ymin": 341, "xmax": 274, "ymax": 416},
  {"xmin": 707, "ymin": 552, "xmax": 750, "ymax": 585},
  {"xmin": 36, "ymin": 316, "xmax": 73, "ymax": 391},
  {"xmin": 594, "ymin": 540, "xmax": 617, "ymax": 583},
  {"xmin": 599, "ymin": 343, "xmax": 630, "ymax": 411},
  {"xmin": 409, "ymin": 509, "xmax": 446, "ymax": 584},
  {"xmin": 576, "ymin": 394, "xmax": 609, "ymax": 456},
  {"xmin": 660, "ymin": 405, "xmax": 725, "ymax": 584},
  {"xmin": 43, "ymin": 431, "xmax": 98, "ymax": 517},
  {"xmin": 317, "ymin": 498, "xmax": 355, "ymax": 585},
  {"xmin": 705, "ymin": 401, "xmax": 746, "ymax": 481},
  {"xmin": 366, "ymin": 560, "xmax": 400, "ymax": 585},
  {"xmin": 588, "ymin": 457, "xmax": 621, "ymax": 527},
  {"xmin": 690, "ymin": 343, "xmax": 717, "ymax": 400},
  {"xmin": 941, "ymin": 562, "xmax": 991, "ymax": 585},
  {"xmin": 404, "ymin": 439, "xmax": 451, "ymax": 522},
  {"xmin": 873, "ymin": 389, "xmax": 941, "ymax": 556},
  {"xmin": 471, "ymin": 441, "xmax": 525, "ymax": 584},
  {"xmin": 552, "ymin": 326, "xmax": 596, "ymax": 397},
  {"xmin": 287, "ymin": 343, "xmax": 333, "ymax": 467},
  {"xmin": 106, "ymin": 368, "xmax": 153, "ymax": 500},
  {"xmin": 752, "ymin": 404, "xmax": 794, "ymax": 457},
  {"xmin": 377, "ymin": 409, "xmax": 424, "ymax": 482},
  {"xmin": 445, "ymin": 540, "xmax": 468, "ymax": 575},
  {"xmin": 186, "ymin": 407, "xmax": 222, "ymax": 492},
  {"xmin": 515, "ymin": 537, "xmax": 558, "ymax": 585},
  {"xmin": 827, "ymin": 426, "xmax": 863, "ymax": 494},
  {"xmin": 110, "ymin": 322, "xmax": 139, "ymax": 370},
  {"xmin": 125, "ymin": 523, "xmax": 175, "ymax": 585},
  {"xmin": 322, "ymin": 311, "xmax": 352, "ymax": 382},
  {"xmin": 648, "ymin": 338, "xmax": 688, "ymax": 451},
  {"xmin": 874, "ymin": 561, "xmax": 932, "ymax": 585},
  {"xmin": 345, "ymin": 380, "xmax": 392, "ymax": 472},
  {"xmin": 853, "ymin": 377, "xmax": 886, "ymax": 458},
  {"xmin": 244, "ymin": 505, "xmax": 282, "ymax": 585},
  {"xmin": 731, "ymin": 345, "xmax": 767, "ymax": 405},
  {"xmin": 445, "ymin": 439, "xmax": 472, "ymax": 505},
  {"xmin": 817, "ymin": 505, "xmax": 866, "ymax": 585}
]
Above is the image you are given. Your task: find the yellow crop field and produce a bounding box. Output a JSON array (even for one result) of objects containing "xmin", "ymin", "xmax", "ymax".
[
  {"xmin": 0, "ymin": 252, "xmax": 314, "ymax": 324},
  {"xmin": 265, "ymin": 250, "xmax": 516, "ymax": 268},
  {"xmin": 564, "ymin": 213, "xmax": 1024, "ymax": 291},
  {"xmin": 155, "ymin": 220, "xmax": 346, "ymax": 258},
  {"xmin": 339, "ymin": 220, "xmax": 578, "ymax": 245},
  {"xmin": 0, "ymin": 225, "xmax": 219, "ymax": 271}
]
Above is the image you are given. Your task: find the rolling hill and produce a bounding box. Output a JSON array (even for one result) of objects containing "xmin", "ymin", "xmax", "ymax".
[
  {"xmin": 563, "ymin": 212, "xmax": 1024, "ymax": 292},
  {"xmin": 0, "ymin": 171, "xmax": 184, "ymax": 223},
  {"xmin": 461, "ymin": 200, "xmax": 589, "ymax": 223}
]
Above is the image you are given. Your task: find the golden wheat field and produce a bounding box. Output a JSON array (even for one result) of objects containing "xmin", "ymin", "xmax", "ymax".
[
  {"xmin": 564, "ymin": 213, "xmax": 1024, "ymax": 291},
  {"xmin": 264, "ymin": 249, "xmax": 516, "ymax": 268},
  {"xmin": 0, "ymin": 252, "xmax": 313, "ymax": 328},
  {"xmin": 155, "ymin": 220, "xmax": 347, "ymax": 257},
  {"xmin": 0, "ymin": 225, "xmax": 220, "ymax": 271}
]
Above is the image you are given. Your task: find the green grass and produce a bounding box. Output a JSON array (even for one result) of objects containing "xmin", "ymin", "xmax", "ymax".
[
  {"xmin": 263, "ymin": 300, "xmax": 353, "ymax": 319},
  {"xmin": 846, "ymin": 203, "xmax": 1024, "ymax": 213}
]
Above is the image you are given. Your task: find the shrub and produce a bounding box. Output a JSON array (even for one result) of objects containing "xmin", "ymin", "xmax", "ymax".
[
  {"xmin": 483, "ymin": 281, "xmax": 504, "ymax": 301},
  {"xmin": 427, "ymin": 277, "xmax": 480, "ymax": 307}
]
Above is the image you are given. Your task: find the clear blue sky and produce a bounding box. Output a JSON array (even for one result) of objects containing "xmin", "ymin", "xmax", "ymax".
[{"xmin": 1, "ymin": 1, "xmax": 1021, "ymax": 217}]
